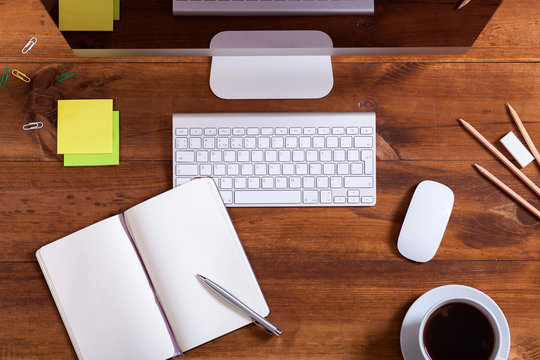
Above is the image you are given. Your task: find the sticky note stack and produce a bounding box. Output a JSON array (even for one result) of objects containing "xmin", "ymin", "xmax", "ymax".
[
  {"xmin": 57, "ymin": 99, "xmax": 120, "ymax": 167},
  {"xmin": 59, "ymin": 0, "xmax": 120, "ymax": 31}
]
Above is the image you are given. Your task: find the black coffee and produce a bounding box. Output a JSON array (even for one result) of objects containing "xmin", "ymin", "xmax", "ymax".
[{"xmin": 423, "ymin": 302, "xmax": 495, "ymax": 360}]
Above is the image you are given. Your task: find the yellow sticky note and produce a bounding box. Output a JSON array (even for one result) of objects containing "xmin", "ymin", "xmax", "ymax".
[
  {"xmin": 59, "ymin": 0, "xmax": 114, "ymax": 31},
  {"xmin": 57, "ymin": 99, "xmax": 113, "ymax": 154}
]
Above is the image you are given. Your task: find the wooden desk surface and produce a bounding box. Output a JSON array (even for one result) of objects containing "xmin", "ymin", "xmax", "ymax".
[{"xmin": 1, "ymin": 0, "xmax": 539, "ymax": 359}]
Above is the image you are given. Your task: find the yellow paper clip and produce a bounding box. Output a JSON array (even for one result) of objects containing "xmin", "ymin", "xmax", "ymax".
[
  {"xmin": 23, "ymin": 122, "xmax": 44, "ymax": 130},
  {"xmin": 56, "ymin": 71, "xmax": 76, "ymax": 82},
  {"xmin": 1, "ymin": 67, "xmax": 9, "ymax": 88},
  {"xmin": 12, "ymin": 69, "xmax": 31, "ymax": 83},
  {"xmin": 21, "ymin": 37, "xmax": 38, "ymax": 54}
]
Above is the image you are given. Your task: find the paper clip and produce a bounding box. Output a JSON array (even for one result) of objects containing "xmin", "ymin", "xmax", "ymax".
[
  {"xmin": 1, "ymin": 67, "xmax": 9, "ymax": 88},
  {"xmin": 12, "ymin": 69, "xmax": 31, "ymax": 83},
  {"xmin": 56, "ymin": 71, "xmax": 76, "ymax": 82},
  {"xmin": 21, "ymin": 37, "xmax": 38, "ymax": 54},
  {"xmin": 23, "ymin": 122, "xmax": 44, "ymax": 130}
]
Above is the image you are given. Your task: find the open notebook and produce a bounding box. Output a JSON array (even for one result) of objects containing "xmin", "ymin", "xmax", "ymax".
[{"xmin": 36, "ymin": 178, "xmax": 269, "ymax": 360}]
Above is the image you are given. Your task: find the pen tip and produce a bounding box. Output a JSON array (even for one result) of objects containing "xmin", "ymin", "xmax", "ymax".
[{"xmin": 196, "ymin": 274, "xmax": 206, "ymax": 281}]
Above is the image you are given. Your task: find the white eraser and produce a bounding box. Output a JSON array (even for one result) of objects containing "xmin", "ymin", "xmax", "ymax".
[{"xmin": 500, "ymin": 131, "xmax": 534, "ymax": 168}]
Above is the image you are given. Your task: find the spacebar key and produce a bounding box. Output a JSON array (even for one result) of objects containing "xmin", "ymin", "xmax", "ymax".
[{"xmin": 235, "ymin": 191, "xmax": 302, "ymax": 204}]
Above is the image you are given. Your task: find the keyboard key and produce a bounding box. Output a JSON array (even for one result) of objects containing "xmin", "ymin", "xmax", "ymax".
[
  {"xmin": 272, "ymin": 137, "xmax": 284, "ymax": 148},
  {"xmin": 303, "ymin": 177, "xmax": 315, "ymax": 188},
  {"xmin": 290, "ymin": 177, "xmax": 301, "ymax": 188},
  {"xmin": 354, "ymin": 136, "xmax": 373, "ymax": 148},
  {"xmin": 361, "ymin": 127, "xmax": 373, "ymax": 135},
  {"xmin": 176, "ymin": 177, "xmax": 191, "ymax": 186},
  {"xmin": 235, "ymin": 191, "xmax": 301, "ymax": 204},
  {"xmin": 290, "ymin": 128, "xmax": 302, "ymax": 135},
  {"xmin": 237, "ymin": 151, "xmax": 250, "ymax": 162},
  {"xmin": 331, "ymin": 177, "xmax": 342, "ymax": 188},
  {"xmin": 320, "ymin": 150, "xmax": 332, "ymax": 161},
  {"xmin": 344, "ymin": 176, "xmax": 373, "ymax": 188},
  {"xmin": 351, "ymin": 163, "xmax": 363, "ymax": 175},
  {"xmin": 189, "ymin": 138, "xmax": 202, "ymax": 149},
  {"xmin": 223, "ymin": 151, "xmax": 236, "ymax": 162},
  {"xmin": 313, "ymin": 137, "xmax": 325, "ymax": 148},
  {"xmin": 203, "ymin": 138, "xmax": 215, "ymax": 149},
  {"xmin": 200, "ymin": 164, "xmax": 212, "ymax": 175},
  {"xmin": 340, "ymin": 137, "xmax": 352, "ymax": 148},
  {"xmin": 362, "ymin": 150, "xmax": 374, "ymax": 174},
  {"xmin": 323, "ymin": 164, "xmax": 335, "ymax": 175},
  {"xmin": 348, "ymin": 190, "xmax": 360, "ymax": 196},
  {"xmin": 318, "ymin": 127, "xmax": 330, "ymax": 135},
  {"xmin": 361, "ymin": 196, "xmax": 375, "ymax": 203},
  {"xmin": 261, "ymin": 127, "xmax": 273, "ymax": 135},
  {"xmin": 265, "ymin": 151, "xmax": 277, "ymax": 162},
  {"xmin": 285, "ymin": 137, "xmax": 298, "ymax": 148},
  {"xmin": 218, "ymin": 128, "xmax": 231, "ymax": 135},
  {"xmin": 241, "ymin": 164, "xmax": 254, "ymax": 175},
  {"xmin": 248, "ymin": 177, "xmax": 260, "ymax": 189},
  {"xmin": 252, "ymin": 151, "xmax": 263, "ymax": 162},
  {"xmin": 190, "ymin": 128, "xmax": 203, "ymax": 136},
  {"xmin": 346, "ymin": 127, "xmax": 359, "ymax": 135},
  {"xmin": 175, "ymin": 138, "xmax": 188, "ymax": 149},
  {"xmin": 304, "ymin": 127, "xmax": 316, "ymax": 135},
  {"xmin": 232, "ymin": 128, "xmax": 245, "ymax": 135},
  {"xmin": 337, "ymin": 164, "xmax": 349, "ymax": 175},
  {"xmin": 204, "ymin": 128, "xmax": 217, "ymax": 136},
  {"xmin": 276, "ymin": 127, "xmax": 287, "ymax": 135},
  {"xmin": 258, "ymin": 137, "xmax": 270, "ymax": 148},
  {"xmin": 310, "ymin": 163, "xmax": 322, "ymax": 175},
  {"xmin": 210, "ymin": 150, "xmax": 222, "ymax": 162},
  {"xmin": 317, "ymin": 177, "xmax": 329, "ymax": 188},
  {"xmin": 221, "ymin": 177, "xmax": 233, "ymax": 189},
  {"xmin": 283, "ymin": 163, "xmax": 294, "ymax": 175},
  {"xmin": 296, "ymin": 164, "xmax": 308, "ymax": 175},
  {"xmin": 217, "ymin": 138, "xmax": 229, "ymax": 149},
  {"xmin": 235, "ymin": 178, "xmax": 247, "ymax": 189},
  {"xmin": 293, "ymin": 150, "xmax": 304, "ymax": 162},
  {"xmin": 332, "ymin": 127, "xmax": 345, "ymax": 135},
  {"xmin": 220, "ymin": 191, "xmax": 233, "ymax": 204},
  {"xmin": 214, "ymin": 164, "xmax": 226, "ymax": 175},
  {"xmin": 279, "ymin": 150, "xmax": 291, "ymax": 162},
  {"xmin": 227, "ymin": 164, "xmax": 239, "ymax": 175},
  {"xmin": 276, "ymin": 177, "xmax": 287, "ymax": 189},
  {"xmin": 334, "ymin": 150, "xmax": 346, "ymax": 161},
  {"xmin": 247, "ymin": 128, "xmax": 259, "ymax": 135},
  {"xmin": 303, "ymin": 190, "xmax": 318, "ymax": 204},
  {"xmin": 334, "ymin": 196, "xmax": 346, "ymax": 204},
  {"xmin": 347, "ymin": 150, "xmax": 360, "ymax": 161},
  {"xmin": 269, "ymin": 164, "xmax": 281, "ymax": 175},
  {"xmin": 176, "ymin": 151, "xmax": 195, "ymax": 162},
  {"xmin": 255, "ymin": 164, "xmax": 267, "ymax": 175},
  {"xmin": 306, "ymin": 150, "xmax": 318, "ymax": 162},
  {"xmin": 327, "ymin": 137, "xmax": 339, "ymax": 148},
  {"xmin": 231, "ymin": 138, "xmax": 243, "ymax": 149},
  {"xmin": 175, "ymin": 128, "xmax": 188, "ymax": 136},
  {"xmin": 299, "ymin": 137, "xmax": 311, "ymax": 148},
  {"xmin": 245, "ymin": 137, "xmax": 256, "ymax": 149},
  {"xmin": 348, "ymin": 196, "xmax": 360, "ymax": 203},
  {"xmin": 321, "ymin": 190, "xmax": 332, "ymax": 203},
  {"xmin": 176, "ymin": 164, "xmax": 198, "ymax": 176}
]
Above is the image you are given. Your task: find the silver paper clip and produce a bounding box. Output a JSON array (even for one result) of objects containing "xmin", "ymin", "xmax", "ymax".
[
  {"xmin": 23, "ymin": 122, "xmax": 44, "ymax": 130},
  {"xmin": 22, "ymin": 37, "xmax": 38, "ymax": 54}
]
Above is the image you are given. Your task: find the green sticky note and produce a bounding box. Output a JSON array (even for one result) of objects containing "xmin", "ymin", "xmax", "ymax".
[
  {"xmin": 57, "ymin": 99, "xmax": 114, "ymax": 154},
  {"xmin": 59, "ymin": 0, "xmax": 114, "ymax": 31},
  {"xmin": 64, "ymin": 112, "xmax": 120, "ymax": 167},
  {"xmin": 114, "ymin": 0, "xmax": 120, "ymax": 20}
]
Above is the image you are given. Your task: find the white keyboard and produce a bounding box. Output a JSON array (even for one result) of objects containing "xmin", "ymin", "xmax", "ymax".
[{"xmin": 173, "ymin": 113, "xmax": 376, "ymax": 207}]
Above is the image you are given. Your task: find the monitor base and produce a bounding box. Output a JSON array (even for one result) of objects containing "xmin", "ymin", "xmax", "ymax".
[{"xmin": 209, "ymin": 31, "xmax": 334, "ymax": 100}]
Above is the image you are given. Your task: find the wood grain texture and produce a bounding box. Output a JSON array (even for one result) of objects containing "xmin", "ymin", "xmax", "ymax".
[{"xmin": 1, "ymin": 0, "xmax": 540, "ymax": 359}]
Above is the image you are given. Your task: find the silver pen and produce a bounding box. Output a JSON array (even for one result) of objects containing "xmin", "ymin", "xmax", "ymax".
[{"xmin": 196, "ymin": 274, "xmax": 282, "ymax": 336}]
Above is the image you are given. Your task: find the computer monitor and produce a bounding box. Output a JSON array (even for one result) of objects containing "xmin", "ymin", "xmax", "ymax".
[{"xmin": 41, "ymin": 0, "xmax": 503, "ymax": 99}]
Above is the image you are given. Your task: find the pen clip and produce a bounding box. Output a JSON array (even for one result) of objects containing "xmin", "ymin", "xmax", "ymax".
[
  {"xmin": 251, "ymin": 318, "xmax": 282, "ymax": 336},
  {"xmin": 23, "ymin": 122, "xmax": 44, "ymax": 130}
]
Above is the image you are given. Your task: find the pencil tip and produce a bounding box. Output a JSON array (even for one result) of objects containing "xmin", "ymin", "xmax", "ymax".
[{"xmin": 458, "ymin": 118, "xmax": 467, "ymax": 125}]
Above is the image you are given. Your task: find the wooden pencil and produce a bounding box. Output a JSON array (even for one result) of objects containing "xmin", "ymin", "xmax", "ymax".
[
  {"xmin": 457, "ymin": 0, "xmax": 471, "ymax": 10},
  {"xmin": 474, "ymin": 163, "xmax": 540, "ymax": 219},
  {"xmin": 506, "ymin": 103, "xmax": 540, "ymax": 166},
  {"xmin": 459, "ymin": 118, "xmax": 540, "ymax": 197}
]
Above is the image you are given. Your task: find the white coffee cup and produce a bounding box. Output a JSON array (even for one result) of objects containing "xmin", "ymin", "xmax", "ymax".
[{"xmin": 418, "ymin": 297, "xmax": 507, "ymax": 360}]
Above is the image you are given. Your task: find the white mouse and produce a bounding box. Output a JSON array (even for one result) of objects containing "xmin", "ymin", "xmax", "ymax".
[{"xmin": 397, "ymin": 180, "xmax": 454, "ymax": 263}]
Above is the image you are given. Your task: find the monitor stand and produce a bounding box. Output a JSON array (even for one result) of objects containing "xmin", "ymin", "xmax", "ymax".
[{"xmin": 209, "ymin": 31, "xmax": 334, "ymax": 100}]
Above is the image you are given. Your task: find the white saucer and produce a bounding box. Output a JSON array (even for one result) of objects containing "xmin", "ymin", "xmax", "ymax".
[{"xmin": 400, "ymin": 285, "xmax": 510, "ymax": 360}]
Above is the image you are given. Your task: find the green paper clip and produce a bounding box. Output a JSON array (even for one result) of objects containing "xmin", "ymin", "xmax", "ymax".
[
  {"xmin": 56, "ymin": 71, "xmax": 76, "ymax": 82},
  {"xmin": 1, "ymin": 67, "xmax": 9, "ymax": 88}
]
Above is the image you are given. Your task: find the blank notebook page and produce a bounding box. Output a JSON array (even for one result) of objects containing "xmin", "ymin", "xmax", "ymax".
[{"xmin": 36, "ymin": 216, "xmax": 175, "ymax": 360}]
